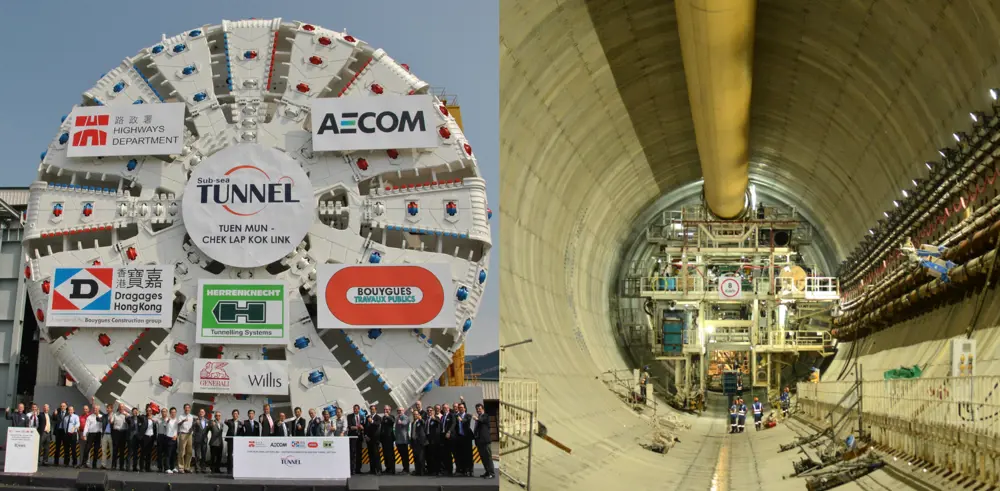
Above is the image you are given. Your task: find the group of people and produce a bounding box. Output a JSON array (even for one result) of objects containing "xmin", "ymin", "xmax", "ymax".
[
  {"xmin": 5, "ymin": 397, "xmax": 496, "ymax": 481},
  {"xmin": 727, "ymin": 396, "xmax": 766, "ymax": 433},
  {"xmin": 726, "ymin": 387, "xmax": 793, "ymax": 434},
  {"xmin": 344, "ymin": 399, "xmax": 495, "ymax": 480}
]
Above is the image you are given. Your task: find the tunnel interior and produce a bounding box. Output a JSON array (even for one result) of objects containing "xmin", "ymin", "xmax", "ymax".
[{"xmin": 501, "ymin": 0, "xmax": 1000, "ymax": 489}]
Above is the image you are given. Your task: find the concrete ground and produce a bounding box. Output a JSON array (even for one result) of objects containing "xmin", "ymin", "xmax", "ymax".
[
  {"xmin": 512, "ymin": 393, "xmax": 931, "ymax": 491},
  {"xmin": 662, "ymin": 403, "xmax": 915, "ymax": 490}
]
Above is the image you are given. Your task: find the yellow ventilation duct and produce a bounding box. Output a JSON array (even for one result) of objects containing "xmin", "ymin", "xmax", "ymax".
[{"xmin": 676, "ymin": 0, "xmax": 756, "ymax": 219}]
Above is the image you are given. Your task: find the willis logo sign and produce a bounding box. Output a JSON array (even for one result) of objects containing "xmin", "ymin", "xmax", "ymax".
[
  {"xmin": 315, "ymin": 264, "xmax": 455, "ymax": 330},
  {"xmin": 310, "ymin": 95, "xmax": 440, "ymax": 152},
  {"xmin": 194, "ymin": 358, "xmax": 289, "ymax": 396}
]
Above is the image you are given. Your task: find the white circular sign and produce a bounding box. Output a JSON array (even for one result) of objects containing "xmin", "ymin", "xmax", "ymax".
[
  {"xmin": 719, "ymin": 276, "xmax": 742, "ymax": 298},
  {"xmin": 182, "ymin": 144, "xmax": 314, "ymax": 268}
]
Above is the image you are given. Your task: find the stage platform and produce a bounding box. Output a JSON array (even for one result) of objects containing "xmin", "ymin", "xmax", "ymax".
[{"xmin": 0, "ymin": 465, "xmax": 499, "ymax": 491}]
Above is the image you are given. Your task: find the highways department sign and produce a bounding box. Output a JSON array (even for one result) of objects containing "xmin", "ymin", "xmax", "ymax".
[{"xmin": 196, "ymin": 279, "xmax": 288, "ymax": 345}]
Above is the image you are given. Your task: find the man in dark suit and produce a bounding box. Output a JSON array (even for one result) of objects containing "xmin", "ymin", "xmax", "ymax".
[
  {"xmin": 137, "ymin": 406, "xmax": 156, "ymax": 472},
  {"xmin": 224, "ymin": 409, "xmax": 242, "ymax": 475},
  {"xmin": 364, "ymin": 405, "xmax": 382, "ymax": 475},
  {"xmin": 52, "ymin": 403, "xmax": 68, "ymax": 467},
  {"xmin": 455, "ymin": 403, "xmax": 474, "ymax": 476},
  {"xmin": 192, "ymin": 408, "xmax": 210, "ymax": 472},
  {"xmin": 426, "ymin": 407, "xmax": 441, "ymax": 476},
  {"xmin": 378, "ymin": 405, "xmax": 396, "ymax": 474},
  {"xmin": 306, "ymin": 408, "xmax": 323, "ymax": 436},
  {"xmin": 273, "ymin": 413, "xmax": 290, "ymax": 437},
  {"xmin": 440, "ymin": 404, "xmax": 455, "ymax": 476},
  {"xmin": 258, "ymin": 405, "xmax": 275, "ymax": 437},
  {"xmin": 208, "ymin": 412, "xmax": 224, "ymax": 473},
  {"xmin": 243, "ymin": 410, "xmax": 260, "ymax": 436},
  {"xmin": 474, "ymin": 404, "xmax": 495, "ymax": 479},
  {"xmin": 291, "ymin": 407, "xmax": 307, "ymax": 437},
  {"xmin": 125, "ymin": 407, "xmax": 141, "ymax": 472},
  {"xmin": 346, "ymin": 405, "xmax": 363, "ymax": 475},
  {"xmin": 36, "ymin": 404, "xmax": 53, "ymax": 466},
  {"xmin": 410, "ymin": 409, "xmax": 428, "ymax": 476}
]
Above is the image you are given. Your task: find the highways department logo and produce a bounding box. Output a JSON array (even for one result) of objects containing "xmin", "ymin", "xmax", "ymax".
[
  {"xmin": 72, "ymin": 114, "xmax": 109, "ymax": 147},
  {"xmin": 51, "ymin": 268, "xmax": 114, "ymax": 311}
]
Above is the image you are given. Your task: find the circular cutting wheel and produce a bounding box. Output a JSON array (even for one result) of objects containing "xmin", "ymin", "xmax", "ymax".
[{"xmin": 22, "ymin": 19, "xmax": 491, "ymax": 416}]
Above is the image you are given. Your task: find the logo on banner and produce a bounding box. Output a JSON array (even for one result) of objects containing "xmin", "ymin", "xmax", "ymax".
[
  {"xmin": 310, "ymin": 95, "xmax": 440, "ymax": 152},
  {"xmin": 51, "ymin": 268, "xmax": 113, "ymax": 311},
  {"xmin": 280, "ymin": 456, "xmax": 301, "ymax": 467},
  {"xmin": 47, "ymin": 266, "xmax": 172, "ymax": 329},
  {"xmin": 195, "ymin": 165, "xmax": 300, "ymax": 218},
  {"xmin": 321, "ymin": 265, "xmax": 447, "ymax": 327},
  {"xmin": 198, "ymin": 362, "xmax": 230, "ymax": 389},
  {"xmin": 182, "ymin": 144, "xmax": 313, "ymax": 269},
  {"xmin": 213, "ymin": 300, "xmax": 268, "ymax": 324},
  {"xmin": 72, "ymin": 115, "xmax": 109, "ymax": 147},
  {"xmin": 323, "ymin": 441, "xmax": 334, "ymax": 448},
  {"xmin": 290, "ymin": 441, "xmax": 305, "ymax": 448},
  {"xmin": 307, "ymin": 442, "xmax": 319, "ymax": 448},
  {"xmin": 316, "ymin": 109, "xmax": 426, "ymax": 135},
  {"xmin": 271, "ymin": 442, "xmax": 287, "ymax": 448},
  {"xmin": 66, "ymin": 104, "xmax": 185, "ymax": 158},
  {"xmin": 197, "ymin": 282, "xmax": 287, "ymax": 344}
]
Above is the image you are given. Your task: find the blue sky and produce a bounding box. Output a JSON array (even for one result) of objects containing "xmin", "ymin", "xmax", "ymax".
[{"xmin": 0, "ymin": 0, "xmax": 500, "ymax": 355}]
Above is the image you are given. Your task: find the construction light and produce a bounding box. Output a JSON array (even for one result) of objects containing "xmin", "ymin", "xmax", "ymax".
[
  {"xmin": 902, "ymin": 189, "xmax": 909, "ymax": 198},
  {"xmin": 926, "ymin": 161, "xmax": 934, "ymax": 170},
  {"xmin": 991, "ymin": 88, "xmax": 998, "ymax": 101},
  {"xmin": 883, "ymin": 211, "xmax": 889, "ymax": 218},
  {"xmin": 893, "ymin": 200, "xmax": 900, "ymax": 207}
]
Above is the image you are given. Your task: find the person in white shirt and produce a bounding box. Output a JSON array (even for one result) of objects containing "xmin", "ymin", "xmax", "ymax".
[
  {"xmin": 155, "ymin": 408, "xmax": 169, "ymax": 472},
  {"xmin": 62, "ymin": 406, "xmax": 81, "ymax": 467},
  {"xmin": 333, "ymin": 408, "xmax": 347, "ymax": 436},
  {"xmin": 164, "ymin": 407, "xmax": 179, "ymax": 473},
  {"xmin": 176, "ymin": 404, "xmax": 195, "ymax": 473},
  {"xmin": 82, "ymin": 406, "xmax": 102, "ymax": 469},
  {"xmin": 110, "ymin": 403, "xmax": 128, "ymax": 470}
]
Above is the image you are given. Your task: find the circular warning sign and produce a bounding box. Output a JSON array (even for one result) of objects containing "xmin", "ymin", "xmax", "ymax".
[
  {"xmin": 182, "ymin": 144, "xmax": 315, "ymax": 268},
  {"xmin": 719, "ymin": 276, "xmax": 742, "ymax": 299}
]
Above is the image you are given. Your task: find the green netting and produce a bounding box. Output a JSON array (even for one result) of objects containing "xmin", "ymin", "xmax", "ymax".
[{"xmin": 883, "ymin": 365, "xmax": 923, "ymax": 380}]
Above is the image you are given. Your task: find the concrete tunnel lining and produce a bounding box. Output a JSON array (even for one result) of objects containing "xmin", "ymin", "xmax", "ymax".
[{"xmin": 501, "ymin": 0, "xmax": 1000, "ymax": 488}]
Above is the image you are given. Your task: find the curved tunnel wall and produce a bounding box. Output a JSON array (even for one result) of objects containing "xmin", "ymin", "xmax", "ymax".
[{"xmin": 501, "ymin": 0, "xmax": 1000, "ymax": 488}]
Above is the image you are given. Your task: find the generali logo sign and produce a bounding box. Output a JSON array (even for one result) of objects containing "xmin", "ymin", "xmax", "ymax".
[
  {"xmin": 66, "ymin": 103, "xmax": 185, "ymax": 158},
  {"xmin": 193, "ymin": 358, "xmax": 289, "ymax": 396},
  {"xmin": 315, "ymin": 264, "xmax": 455, "ymax": 330}
]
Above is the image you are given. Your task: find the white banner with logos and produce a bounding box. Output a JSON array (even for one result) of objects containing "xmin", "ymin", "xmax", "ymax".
[
  {"xmin": 66, "ymin": 103, "xmax": 185, "ymax": 157},
  {"xmin": 233, "ymin": 436, "xmax": 351, "ymax": 480},
  {"xmin": 193, "ymin": 358, "xmax": 289, "ymax": 395},
  {"xmin": 46, "ymin": 266, "xmax": 174, "ymax": 328},
  {"xmin": 181, "ymin": 144, "xmax": 315, "ymax": 269},
  {"xmin": 4, "ymin": 428, "xmax": 39, "ymax": 474},
  {"xmin": 311, "ymin": 95, "xmax": 440, "ymax": 151},
  {"xmin": 315, "ymin": 263, "xmax": 454, "ymax": 330}
]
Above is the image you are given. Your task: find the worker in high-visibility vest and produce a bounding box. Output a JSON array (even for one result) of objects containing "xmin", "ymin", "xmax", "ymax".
[
  {"xmin": 780, "ymin": 387, "xmax": 791, "ymax": 418},
  {"xmin": 737, "ymin": 398, "xmax": 747, "ymax": 432},
  {"xmin": 752, "ymin": 397, "xmax": 764, "ymax": 431},
  {"xmin": 728, "ymin": 401, "xmax": 738, "ymax": 434}
]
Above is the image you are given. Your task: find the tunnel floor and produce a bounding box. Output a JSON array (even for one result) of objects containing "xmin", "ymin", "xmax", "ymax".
[{"xmin": 648, "ymin": 393, "xmax": 925, "ymax": 491}]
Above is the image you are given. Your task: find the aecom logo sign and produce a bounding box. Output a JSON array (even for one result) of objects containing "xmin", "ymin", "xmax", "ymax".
[
  {"xmin": 323, "ymin": 265, "xmax": 445, "ymax": 326},
  {"xmin": 309, "ymin": 95, "xmax": 440, "ymax": 152},
  {"xmin": 315, "ymin": 110, "xmax": 425, "ymax": 135}
]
